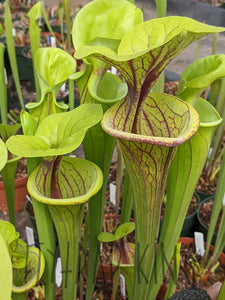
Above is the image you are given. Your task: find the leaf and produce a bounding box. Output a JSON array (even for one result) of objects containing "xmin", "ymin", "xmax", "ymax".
[
  {"xmin": 26, "ymin": 91, "xmax": 68, "ymax": 127},
  {"xmin": 165, "ymin": 242, "xmax": 181, "ymax": 299},
  {"xmin": 12, "ymin": 246, "xmax": 45, "ymax": 292},
  {"xmin": 148, "ymin": 98, "xmax": 222, "ymax": 299},
  {"xmin": 72, "ymin": 0, "xmax": 143, "ymax": 50},
  {"xmin": 218, "ymin": 280, "xmax": 225, "ymax": 300},
  {"xmin": 0, "ymin": 221, "xmax": 19, "ymax": 248},
  {"xmin": 27, "ymin": 156, "xmax": 103, "ymax": 204},
  {"xmin": 0, "ymin": 43, "xmax": 7, "ymax": 125},
  {"xmin": 7, "ymin": 104, "xmax": 103, "ymax": 157},
  {"xmin": 20, "ymin": 110, "xmax": 37, "ymax": 136},
  {"xmin": 35, "ymin": 47, "xmax": 76, "ymax": 89},
  {"xmin": 102, "ymin": 91, "xmax": 200, "ymax": 299},
  {"xmin": 98, "ymin": 232, "xmax": 118, "ymax": 242},
  {"xmin": 5, "ymin": 0, "xmax": 24, "ymax": 109},
  {"xmin": 0, "ymin": 124, "xmax": 21, "ymax": 142},
  {"xmin": 98, "ymin": 222, "xmax": 135, "ymax": 242},
  {"xmin": 0, "ymin": 232, "xmax": 12, "ymax": 300},
  {"xmin": 205, "ymin": 153, "xmax": 225, "ymax": 266},
  {"xmin": 177, "ymin": 54, "xmax": 225, "ymax": 103},
  {"xmin": 27, "ymin": 1, "xmax": 42, "ymax": 20},
  {"xmin": 75, "ymin": 16, "xmax": 225, "ymax": 97},
  {"xmin": 10, "ymin": 239, "xmax": 27, "ymax": 269},
  {"xmin": 0, "ymin": 221, "xmax": 26, "ymax": 269},
  {"xmin": 88, "ymin": 70, "xmax": 128, "ymax": 104},
  {"xmin": 0, "ymin": 23, "xmax": 3, "ymax": 36},
  {"xmin": 6, "ymin": 135, "xmax": 51, "ymax": 157},
  {"xmin": 115, "ymin": 222, "xmax": 135, "ymax": 240},
  {"xmin": 102, "ymin": 92, "xmax": 200, "ymax": 143},
  {"xmin": 27, "ymin": 1, "xmax": 42, "ymax": 100},
  {"xmin": 0, "ymin": 139, "xmax": 7, "ymax": 171}
]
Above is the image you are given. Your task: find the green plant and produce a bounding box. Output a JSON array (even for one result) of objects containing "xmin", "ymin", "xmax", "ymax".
[
  {"xmin": 73, "ymin": 0, "xmax": 225, "ymax": 298},
  {"xmin": 218, "ymin": 280, "xmax": 225, "ymax": 300},
  {"xmin": 164, "ymin": 56, "xmax": 225, "ymax": 284},
  {"xmin": 72, "ymin": 1, "xmax": 142, "ymax": 297},
  {"xmin": 0, "ymin": 24, "xmax": 8, "ymax": 125},
  {"xmin": 154, "ymin": 0, "xmax": 167, "ymax": 18},
  {"xmin": 0, "ymin": 230, "xmax": 12, "ymax": 300},
  {"xmin": 152, "ymin": 0, "xmax": 167, "ymax": 93},
  {"xmin": 98, "ymin": 222, "xmax": 135, "ymax": 299},
  {"xmin": 6, "ymin": 46, "xmax": 103, "ymax": 300},
  {"xmin": 0, "ymin": 220, "xmax": 45, "ymax": 300},
  {"xmin": 202, "ymin": 148, "xmax": 225, "ymax": 273},
  {"xmin": 27, "ymin": 1, "xmax": 42, "ymax": 100},
  {"xmin": 4, "ymin": 47, "xmax": 77, "ymax": 299},
  {"xmin": 152, "ymin": 55, "xmax": 225, "ymax": 299},
  {"xmin": 0, "ymin": 123, "xmax": 22, "ymax": 225},
  {"xmin": 5, "ymin": 0, "xmax": 24, "ymax": 110},
  {"xmin": 7, "ymin": 104, "xmax": 103, "ymax": 300}
]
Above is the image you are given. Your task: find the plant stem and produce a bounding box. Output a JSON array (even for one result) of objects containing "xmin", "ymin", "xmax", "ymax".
[
  {"xmin": 1, "ymin": 159, "xmax": 18, "ymax": 225},
  {"xmin": 0, "ymin": 44, "xmax": 7, "ymax": 124},
  {"xmin": 12, "ymin": 291, "xmax": 28, "ymax": 300},
  {"xmin": 27, "ymin": 158, "xmax": 56, "ymax": 300},
  {"xmin": 114, "ymin": 142, "xmax": 124, "ymax": 226},
  {"xmin": 5, "ymin": 0, "xmax": 24, "ymax": 110},
  {"xmin": 118, "ymin": 139, "xmax": 175, "ymax": 300},
  {"xmin": 48, "ymin": 204, "xmax": 84, "ymax": 300},
  {"xmin": 120, "ymin": 170, "xmax": 133, "ymax": 224},
  {"xmin": 154, "ymin": 0, "xmax": 167, "ymax": 18}
]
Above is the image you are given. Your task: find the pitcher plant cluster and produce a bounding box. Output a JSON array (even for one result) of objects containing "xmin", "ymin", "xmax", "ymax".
[{"xmin": 0, "ymin": 0, "xmax": 225, "ymax": 299}]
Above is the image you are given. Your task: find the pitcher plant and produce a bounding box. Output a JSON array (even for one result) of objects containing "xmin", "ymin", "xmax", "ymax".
[
  {"xmin": 7, "ymin": 103, "xmax": 103, "ymax": 299},
  {"xmin": 73, "ymin": 1, "xmax": 225, "ymax": 297},
  {"xmin": 72, "ymin": 0, "xmax": 142, "ymax": 296}
]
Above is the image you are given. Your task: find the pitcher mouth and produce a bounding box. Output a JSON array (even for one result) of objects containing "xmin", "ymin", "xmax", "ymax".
[
  {"xmin": 101, "ymin": 93, "xmax": 200, "ymax": 147},
  {"xmin": 27, "ymin": 157, "xmax": 103, "ymax": 206}
]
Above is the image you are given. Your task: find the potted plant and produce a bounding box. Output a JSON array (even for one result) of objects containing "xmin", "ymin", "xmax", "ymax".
[
  {"xmin": 72, "ymin": 0, "xmax": 225, "ymax": 298},
  {"xmin": 6, "ymin": 44, "xmax": 105, "ymax": 300},
  {"xmin": 7, "ymin": 103, "xmax": 104, "ymax": 300}
]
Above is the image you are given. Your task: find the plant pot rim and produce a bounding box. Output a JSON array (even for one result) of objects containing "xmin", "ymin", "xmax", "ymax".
[
  {"xmin": 185, "ymin": 192, "xmax": 200, "ymax": 220},
  {"xmin": 197, "ymin": 195, "xmax": 215, "ymax": 231},
  {"xmin": 0, "ymin": 174, "xmax": 28, "ymax": 188}
]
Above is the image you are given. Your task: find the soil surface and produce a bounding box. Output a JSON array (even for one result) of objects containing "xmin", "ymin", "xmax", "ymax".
[{"xmin": 173, "ymin": 240, "xmax": 225, "ymax": 290}]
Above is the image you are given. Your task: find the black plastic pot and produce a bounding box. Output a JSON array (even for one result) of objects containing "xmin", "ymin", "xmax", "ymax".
[
  {"xmin": 197, "ymin": 195, "xmax": 217, "ymax": 244},
  {"xmin": 20, "ymin": 46, "xmax": 35, "ymax": 89},
  {"xmin": 44, "ymin": 17, "xmax": 61, "ymax": 34},
  {"xmin": 195, "ymin": 190, "xmax": 214, "ymax": 202},
  {"xmin": 197, "ymin": 196, "xmax": 225, "ymax": 253},
  {"xmin": 159, "ymin": 192, "xmax": 200, "ymax": 239}
]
